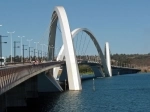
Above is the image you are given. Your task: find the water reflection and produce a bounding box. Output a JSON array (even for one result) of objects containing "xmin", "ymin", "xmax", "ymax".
[{"xmin": 9, "ymin": 73, "xmax": 150, "ymax": 112}]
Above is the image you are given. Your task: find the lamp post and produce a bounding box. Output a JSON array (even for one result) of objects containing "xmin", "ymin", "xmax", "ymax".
[
  {"xmin": 38, "ymin": 50, "xmax": 39, "ymax": 59},
  {"xmin": 18, "ymin": 36, "xmax": 25, "ymax": 62},
  {"xmin": 7, "ymin": 31, "xmax": 15, "ymax": 63},
  {"xmin": 22, "ymin": 44, "xmax": 27, "ymax": 64},
  {"xmin": 34, "ymin": 49, "xmax": 36, "ymax": 61},
  {"xmin": 44, "ymin": 52, "xmax": 47, "ymax": 61},
  {"xmin": 38, "ymin": 50, "xmax": 42, "ymax": 60},
  {"xmin": 34, "ymin": 42, "xmax": 39, "ymax": 56},
  {"xmin": 0, "ymin": 35, "xmax": 7, "ymax": 67},
  {"xmin": 14, "ymin": 41, "xmax": 20, "ymax": 63},
  {"xmin": 27, "ymin": 39, "xmax": 33, "ymax": 47},
  {"xmin": 40, "ymin": 44, "xmax": 44, "ymax": 60},
  {"xmin": 44, "ymin": 44, "xmax": 48, "ymax": 60},
  {"xmin": 29, "ymin": 47, "xmax": 33, "ymax": 61},
  {"xmin": 27, "ymin": 39, "xmax": 33, "ymax": 61}
]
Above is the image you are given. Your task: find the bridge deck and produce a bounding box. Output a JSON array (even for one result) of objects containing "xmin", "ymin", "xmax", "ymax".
[{"xmin": 0, "ymin": 61, "xmax": 64, "ymax": 95}]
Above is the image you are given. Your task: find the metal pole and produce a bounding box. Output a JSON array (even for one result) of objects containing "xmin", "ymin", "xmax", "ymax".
[
  {"xmin": 40, "ymin": 44, "xmax": 44, "ymax": 60},
  {"xmin": 23, "ymin": 45, "xmax": 24, "ymax": 64},
  {"xmin": 18, "ymin": 36, "xmax": 25, "ymax": 62},
  {"xmin": 27, "ymin": 39, "xmax": 32, "ymax": 47},
  {"xmin": 21, "ymin": 38, "xmax": 22, "ymax": 62},
  {"xmin": 65, "ymin": 79, "xmax": 66, "ymax": 91},
  {"xmin": 29, "ymin": 47, "xmax": 30, "ymax": 61},
  {"xmin": 38, "ymin": 50, "xmax": 39, "ymax": 59},
  {"xmin": 41, "ymin": 51, "xmax": 42, "ymax": 59},
  {"xmin": 10, "ymin": 33, "xmax": 12, "ymax": 63},
  {"xmin": 34, "ymin": 49, "xmax": 36, "ymax": 61},
  {"xmin": 14, "ymin": 41, "xmax": 16, "ymax": 63},
  {"xmin": 93, "ymin": 78, "xmax": 95, "ymax": 91},
  {"xmin": 7, "ymin": 31, "xmax": 15, "ymax": 63},
  {"xmin": 34, "ymin": 42, "xmax": 39, "ymax": 57},
  {"xmin": 45, "ymin": 52, "xmax": 46, "ymax": 60}
]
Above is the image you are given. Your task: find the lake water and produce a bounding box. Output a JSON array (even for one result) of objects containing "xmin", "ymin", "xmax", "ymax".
[{"xmin": 9, "ymin": 73, "xmax": 150, "ymax": 112}]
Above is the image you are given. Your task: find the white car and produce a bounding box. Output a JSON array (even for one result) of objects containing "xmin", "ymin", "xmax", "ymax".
[{"xmin": 0, "ymin": 57, "xmax": 6, "ymax": 66}]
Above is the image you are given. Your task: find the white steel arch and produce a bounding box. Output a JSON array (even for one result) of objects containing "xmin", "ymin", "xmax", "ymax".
[
  {"xmin": 54, "ymin": 28, "xmax": 111, "ymax": 79},
  {"xmin": 105, "ymin": 42, "xmax": 112, "ymax": 76},
  {"xmin": 48, "ymin": 6, "xmax": 81, "ymax": 90}
]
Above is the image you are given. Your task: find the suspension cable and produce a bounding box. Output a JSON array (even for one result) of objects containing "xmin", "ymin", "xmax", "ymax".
[
  {"xmin": 83, "ymin": 38, "xmax": 90, "ymax": 56},
  {"xmin": 57, "ymin": 24, "xmax": 62, "ymax": 33},
  {"xmin": 77, "ymin": 31, "xmax": 83, "ymax": 57},
  {"xmin": 75, "ymin": 33, "xmax": 79, "ymax": 56},
  {"xmin": 80, "ymin": 33, "xmax": 87, "ymax": 56},
  {"xmin": 38, "ymin": 13, "xmax": 58, "ymax": 44}
]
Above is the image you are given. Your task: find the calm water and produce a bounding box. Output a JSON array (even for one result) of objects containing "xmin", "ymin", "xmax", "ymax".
[{"xmin": 14, "ymin": 73, "xmax": 150, "ymax": 112}]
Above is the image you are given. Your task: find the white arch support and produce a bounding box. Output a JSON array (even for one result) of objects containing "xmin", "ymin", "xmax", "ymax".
[
  {"xmin": 48, "ymin": 6, "xmax": 81, "ymax": 90},
  {"xmin": 54, "ymin": 28, "xmax": 111, "ymax": 79},
  {"xmin": 105, "ymin": 42, "xmax": 112, "ymax": 76}
]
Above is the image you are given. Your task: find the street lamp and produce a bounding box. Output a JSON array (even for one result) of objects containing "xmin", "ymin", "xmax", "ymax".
[
  {"xmin": 34, "ymin": 49, "xmax": 36, "ymax": 61},
  {"xmin": 38, "ymin": 50, "xmax": 42, "ymax": 59},
  {"xmin": 7, "ymin": 31, "xmax": 15, "ymax": 63},
  {"xmin": 30, "ymin": 51, "xmax": 33, "ymax": 61},
  {"xmin": 34, "ymin": 42, "xmax": 39, "ymax": 56},
  {"xmin": 44, "ymin": 52, "xmax": 47, "ymax": 61},
  {"xmin": 14, "ymin": 41, "xmax": 20, "ymax": 63},
  {"xmin": 29, "ymin": 47, "xmax": 33, "ymax": 61},
  {"xmin": 0, "ymin": 35, "xmax": 7, "ymax": 67},
  {"xmin": 18, "ymin": 36, "xmax": 25, "ymax": 62},
  {"xmin": 40, "ymin": 44, "xmax": 44, "ymax": 60},
  {"xmin": 34, "ymin": 42, "xmax": 39, "ymax": 50},
  {"xmin": 22, "ymin": 44, "xmax": 27, "ymax": 64},
  {"xmin": 27, "ymin": 39, "xmax": 33, "ymax": 47}
]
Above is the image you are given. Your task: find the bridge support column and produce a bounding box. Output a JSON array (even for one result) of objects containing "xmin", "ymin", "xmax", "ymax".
[
  {"xmin": 59, "ymin": 66, "xmax": 68, "ymax": 82},
  {"xmin": 25, "ymin": 76, "xmax": 38, "ymax": 99},
  {"xmin": 0, "ymin": 76, "xmax": 39, "ymax": 111},
  {"xmin": 37, "ymin": 72, "xmax": 63, "ymax": 92},
  {"xmin": 3, "ymin": 82, "xmax": 27, "ymax": 108},
  {"xmin": 90, "ymin": 66, "xmax": 105, "ymax": 77}
]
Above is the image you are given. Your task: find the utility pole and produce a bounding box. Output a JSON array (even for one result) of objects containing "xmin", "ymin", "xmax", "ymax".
[
  {"xmin": 29, "ymin": 47, "xmax": 33, "ymax": 61},
  {"xmin": 38, "ymin": 50, "xmax": 42, "ymax": 60},
  {"xmin": 27, "ymin": 39, "xmax": 33, "ymax": 60},
  {"xmin": 34, "ymin": 42, "xmax": 39, "ymax": 57},
  {"xmin": 22, "ymin": 44, "xmax": 27, "ymax": 64},
  {"xmin": 34, "ymin": 49, "xmax": 36, "ymax": 61},
  {"xmin": 38, "ymin": 50, "xmax": 39, "ymax": 59},
  {"xmin": 14, "ymin": 41, "xmax": 20, "ymax": 63},
  {"xmin": 27, "ymin": 39, "xmax": 33, "ymax": 47},
  {"xmin": 40, "ymin": 44, "xmax": 44, "ymax": 60},
  {"xmin": 18, "ymin": 36, "xmax": 25, "ymax": 62}
]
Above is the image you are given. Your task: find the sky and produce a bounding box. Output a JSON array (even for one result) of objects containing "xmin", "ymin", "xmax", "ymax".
[{"xmin": 0, "ymin": 0, "xmax": 150, "ymax": 57}]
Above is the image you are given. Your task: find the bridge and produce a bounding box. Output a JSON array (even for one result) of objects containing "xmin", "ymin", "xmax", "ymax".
[{"xmin": 0, "ymin": 6, "xmax": 140, "ymax": 111}]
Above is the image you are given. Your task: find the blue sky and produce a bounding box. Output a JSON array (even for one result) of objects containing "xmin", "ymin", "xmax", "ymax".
[{"xmin": 0, "ymin": 0, "xmax": 150, "ymax": 57}]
